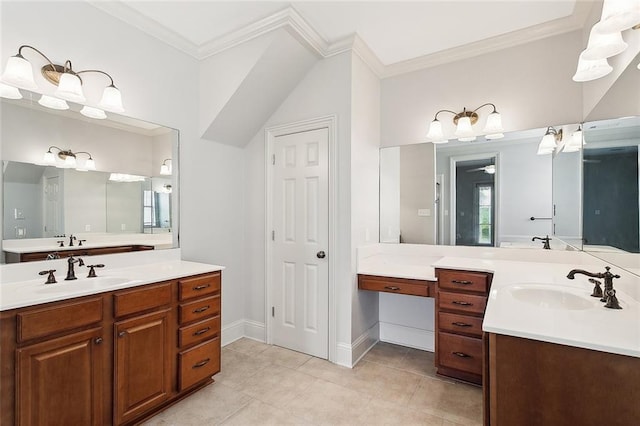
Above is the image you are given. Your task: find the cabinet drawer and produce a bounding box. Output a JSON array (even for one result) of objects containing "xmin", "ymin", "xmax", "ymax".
[
  {"xmin": 179, "ymin": 273, "xmax": 221, "ymax": 301},
  {"xmin": 438, "ymin": 332, "xmax": 483, "ymax": 376},
  {"xmin": 438, "ymin": 291, "xmax": 487, "ymax": 315},
  {"xmin": 179, "ymin": 337, "xmax": 220, "ymax": 391},
  {"xmin": 438, "ymin": 270, "xmax": 489, "ymax": 294},
  {"xmin": 114, "ymin": 282, "xmax": 172, "ymax": 318},
  {"xmin": 17, "ymin": 297, "xmax": 103, "ymax": 343},
  {"xmin": 358, "ymin": 274, "xmax": 432, "ymax": 297},
  {"xmin": 438, "ymin": 312, "xmax": 483, "ymax": 337},
  {"xmin": 179, "ymin": 296, "xmax": 221, "ymax": 325},
  {"xmin": 178, "ymin": 316, "xmax": 220, "ymax": 348}
]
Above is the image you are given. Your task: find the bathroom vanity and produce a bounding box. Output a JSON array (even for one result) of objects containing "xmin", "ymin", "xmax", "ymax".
[
  {"xmin": 357, "ymin": 244, "xmax": 640, "ymax": 425},
  {"xmin": 0, "ymin": 254, "xmax": 223, "ymax": 426}
]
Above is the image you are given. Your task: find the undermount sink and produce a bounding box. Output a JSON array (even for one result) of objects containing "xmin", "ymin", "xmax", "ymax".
[
  {"xmin": 507, "ymin": 284, "xmax": 596, "ymax": 311},
  {"xmin": 35, "ymin": 277, "xmax": 134, "ymax": 293}
]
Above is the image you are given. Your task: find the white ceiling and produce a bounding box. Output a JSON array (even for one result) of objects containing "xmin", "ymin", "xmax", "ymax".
[{"xmin": 91, "ymin": 0, "xmax": 592, "ymax": 70}]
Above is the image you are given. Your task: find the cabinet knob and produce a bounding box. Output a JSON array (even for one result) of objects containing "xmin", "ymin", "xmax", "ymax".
[
  {"xmin": 94, "ymin": 337, "xmax": 103, "ymax": 344},
  {"xmin": 118, "ymin": 331, "xmax": 126, "ymax": 338}
]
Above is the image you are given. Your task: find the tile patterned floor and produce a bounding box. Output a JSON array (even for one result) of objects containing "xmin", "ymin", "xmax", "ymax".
[{"xmin": 142, "ymin": 339, "xmax": 483, "ymax": 425}]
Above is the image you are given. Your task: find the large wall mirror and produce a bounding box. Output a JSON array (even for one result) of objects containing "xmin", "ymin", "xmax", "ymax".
[
  {"xmin": 380, "ymin": 125, "xmax": 579, "ymax": 249},
  {"xmin": 1, "ymin": 91, "xmax": 179, "ymax": 263},
  {"xmin": 557, "ymin": 116, "xmax": 640, "ymax": 274}
]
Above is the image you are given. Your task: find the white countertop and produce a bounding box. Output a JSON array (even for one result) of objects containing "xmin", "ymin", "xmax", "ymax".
[
  {"xmin": 357, "ymin": 245, "xmax": 640, "ymax": 358},
  {"xmin": 0, "ymin": 250, "xmax": 224, "ymax": 311},
  {"xmin": 3, "ymin": 233, "xmax": 173, "ymax": 254}
]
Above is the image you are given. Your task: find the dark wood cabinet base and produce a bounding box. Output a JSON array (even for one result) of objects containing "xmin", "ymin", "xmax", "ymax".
[{"xmin": 487, "ymin": 333, "xmax": 640, "ymax": 426}]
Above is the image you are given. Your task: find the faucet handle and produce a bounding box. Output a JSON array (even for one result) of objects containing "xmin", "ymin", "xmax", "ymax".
[
  {"xmin": 86, "ymin": 264, "xmax": 105, "ymax": 278},
  {"xmin": 604, "ymin": 266, "xmax": 621, "ymax": 279},
  {"xmin": 78, "ymin": 239, "xmax": 87, "ymax": 246},
  {"xmin": 39, "ymin": 270, "xmax": 57, "ymax": 284},
  {"xmin": 57, "ymin": 240, "xmax": 64, "ymax": 247},
  {"xmin": 604, "ymin": 289, "xmax": 622, "ymax": 310},
  {"xmin": 588, "ymin": 278, "xmax": 603, "ymax": 298}
]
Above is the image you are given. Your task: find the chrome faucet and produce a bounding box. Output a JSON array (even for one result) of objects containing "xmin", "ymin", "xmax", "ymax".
[
  {"xmin": 532, "ymin": 235, "xmax": 551, "ymax": 250},
  {"xmin": 65, "ymin": 256, "xmax": 84, "ymax": 281},
  {"xmin": 567, "ymin": 266, "xmax": 622, "ymax": 309}
]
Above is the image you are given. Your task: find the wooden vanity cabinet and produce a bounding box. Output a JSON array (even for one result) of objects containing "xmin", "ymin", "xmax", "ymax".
[
  {"xmin": 486, "ymin": 333, "xmax": 640, "ymax": 425},
  {"xmin": 113, "ymin": 283, "xmax": 173, "ymax": 425},
  {"xmin": 0, "ymin": 271, "xmax": 222, "ymax": 426},
  {"xmin": 435, "ymin": 268, "xmax": 492, "ymax": 385},
  {"xmin": 358, "ymin": 274, "xmax": 434, "ymax": 297}
]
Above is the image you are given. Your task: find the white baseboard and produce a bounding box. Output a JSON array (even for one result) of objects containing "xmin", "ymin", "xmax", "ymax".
[
  {"xmin": 379, "ymin": 322, "xmax": 434, "ymax": 352},
  {"xmin": 244, "ymin": 319, "xmax": 266, "ymax": 342},
  {"xmin": 335, "ymin": 342, "xmax": 353, "ymax": 368},
  {"xmin": 351, "ymin": 322, "xmax": 379, "ymax": 366},
  {"xmin": 221, "ymin": 319, "xmax": 245, "ymax": 347}
]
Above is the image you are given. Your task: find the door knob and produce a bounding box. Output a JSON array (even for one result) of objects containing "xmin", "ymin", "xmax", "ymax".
[{"xmin": 317, "ymin": 251, "xmax": 326, "ymax": 259}]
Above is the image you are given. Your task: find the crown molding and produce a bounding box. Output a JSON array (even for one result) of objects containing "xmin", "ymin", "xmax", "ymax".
[
  {"xmin": 87, "ymin": 1, "xmax": 200, "ymax": 58},
  {"xmin": 89, "ymin": 2, "xmax": 593, "ymax": 78},
  {"xmin": 380, "ymin": 1, "xmax": 594, "ymax": 78}
]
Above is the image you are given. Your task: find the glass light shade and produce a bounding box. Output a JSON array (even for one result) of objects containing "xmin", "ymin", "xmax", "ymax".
[
  {"xmin": 582, "ymin": 26, "xmax": 628, "ymax": 60},
  {"xmin": 573, "ymin": 53, "xmax": 613, "ymax": 82},
  {"xmin": 160, "ymin": 164, "xmax": 171, "ymax": 175},
  {"xmin": 596, "ymin": 0, "xmax": 640, "ymax": 33},
  {"xmin": 458, "ymin": 136, "xmax": 477, "ymax": 142},
  {"xmin": 483, "ymin": 111, "xmax": 504, "ymax": 134},
  {"xmin": 426, "ymin": 119, "xmax": 444, "ymax": 141},
  {"xmin": 1, "ymin": 55, "xmax": 37, "ymax": 90},
  {"xmin": 38, "ymin": 95, "xmax": 69, "ymax": 110},
  {"xmin": 99, "ymin": 85, "xmax": 124, "ymax": 112},
  {"xmin": 0, "ymin": 82, "xmax": 22, "ymax": 99},
  {"xmin": 564, "ymin": 128, "xmax": 583, "ymax": 153},
  {"xmin": 454, "ymin": 116, "xmax": 475, "ymax": 139},
  {"xmin": 80, "ymin": 106, "xmax": 107, "ymax": 119},
  {"xmin": 432, "ymin": 138, "xmax": 449, "ymax": 144},
  {"xmin": 63, "ymin": 155, "xmax": 77, "ymax": 168},
  {"xmin": 84, "ymin": 158, "xmax": 96, "ymax": 171},
  {"xmin": 537, "ymin": 133, "xmax": 557, "ymax": 155},
  {"xmin": 55, "ymin": 73, "xmax": 86, "ymax": 103},
  {"xmin": 42, "ymin": 151, "xmax": 56, "ymax": 165},
  {"xmin": 485, "ymin": 165, "xmax": 496, "ymax": 174}
]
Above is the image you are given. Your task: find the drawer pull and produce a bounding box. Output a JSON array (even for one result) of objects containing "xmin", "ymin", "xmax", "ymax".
[
  {"xmin": 451, "ymin": 280, "xmax": 472, "ymax": 285},
  {"xmin": 192, "ymin": 358, "xmax": 211, "ymax": 369},
  {"xmin": 193, "ymin": 327, "xmax": 211, "ymax": 336},
  {"xmin": 193, "ymin": 305, "xmax": 210, "ymax": 314},
  {"xmin": 94, "ymin": 337, "xmax": 103, "ymax": 344},
  {"xmin": 118, "ymin": 331, "xmax": 127, "ymax": 338},
  {"xmin": 193, "ymin": 284, "xmax": 211, "ymax": 291},
  {"xmin": 384, "ymin": 286, "xmax": 401, "ymax": 291},
  {"xmin": 452, "ymin": 322, "xmax": 472, "ymax": 327},
  {"xmin": 452, "ymin": 351, "xmax": 472, "ymax": 358},
  {"xmin": 451, "ymin": 301, "xmax": 473, "ymax": 306}
]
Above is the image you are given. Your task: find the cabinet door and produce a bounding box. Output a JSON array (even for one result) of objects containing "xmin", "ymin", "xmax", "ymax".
[
  {"xmin": 17, "ymin": 328, "xmax": 104, "ymax": 426},
  {"xmin": 114, "ymin": 309, "xmax": 172, "ymax": 425}
]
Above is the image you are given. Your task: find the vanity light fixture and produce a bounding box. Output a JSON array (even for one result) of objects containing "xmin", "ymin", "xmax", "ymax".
[
  {"xmin": 426, "ymin": 103, "xmax": 504, "ymax": 144},
  {"xmin": 160, "ymin": 158, "xmax": 172, "ymax": 175},
  {"xmin": 42, "ymin": 146, "xmax": 96, "ymax": 171},
  {"xmin": 563, "ymin": 125, "xmax": 584, "ymax": 153},
  {"xmin": 573, "ymin": 1, "xmax": 640, "ymax": 82},
  {"xmin": 537, "ymin": 127, "xmax": 563, "ymax": 155},
  {"xmin": 0, "ymin": 82, "xmax": 21, "ymax": 99},
  {"xmin": 0, "ymin": 44, "xmax": 124, "ymax": 117}
]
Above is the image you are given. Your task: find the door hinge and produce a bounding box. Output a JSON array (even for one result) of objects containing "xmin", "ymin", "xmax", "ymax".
[
  {"xmin": 272, "ymin": 230, "xmax": 275, "ymax": 241},
  {"xmin": 271, "ymin": 306, "xmax": 275, "ymax": 317},
  {"xmin": 272, "ymin": 154, "xmax": 275, "ymax": 165}
]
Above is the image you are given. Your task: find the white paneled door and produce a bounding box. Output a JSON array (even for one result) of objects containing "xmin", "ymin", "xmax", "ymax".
[{"xmin": 272, "ymin": 128, "xmax": 329, "ymax": 359}]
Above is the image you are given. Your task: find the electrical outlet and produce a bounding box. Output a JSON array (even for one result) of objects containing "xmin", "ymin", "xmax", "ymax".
[
  {"xmin": 14, "ymin": 208, "xmax": 24, "ymax": 220},
  {"xmin": 418, "ymin": 209, "xmax": 431, "ymax": 217}
]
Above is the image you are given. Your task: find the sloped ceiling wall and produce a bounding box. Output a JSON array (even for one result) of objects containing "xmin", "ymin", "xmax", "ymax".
[{"xmin": 199, "ymin": 29, "xmax": 319, "ymax": 147}]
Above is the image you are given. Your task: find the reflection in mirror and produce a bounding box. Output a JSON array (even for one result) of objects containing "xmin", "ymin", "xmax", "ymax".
[
  {"xmin": 582, "ymin": 116, "xmax": 640, "ymax": 258},
  {"xmin": 1, "ymin": 91, "xmax": 179, "ymax": 263},
  {"xmin": 551, "ymin": 133, "xmax": 583, "ymax": 250}
]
